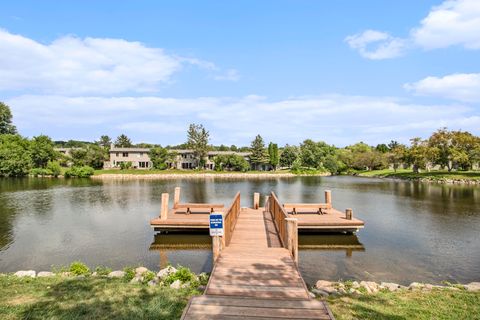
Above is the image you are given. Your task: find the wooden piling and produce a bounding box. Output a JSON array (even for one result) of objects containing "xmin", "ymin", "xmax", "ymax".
[
  {"xmin": 160, "ymin": 193, "xmax": 169, "ymax": 220},
  {"xmin": 212, "ymin": 235, "xmax": 222, "ymax": 262},
  {"xmin": 264, "ymin": 195, "xmax": 270, "ymax": 212},
  {"xmin": 285, "ymin": 218, "xmax": 298, "ymax": 264},
  {"xmin": 253, "ymin": 192, "xmax": 260, "ymax": 209},
  {"xmin": 345, "ymin": 208, "xmax": 353, "ymax": 220},
  {"xmin": 174, "ymin": 187, "xmax": 181, "ymax": 209},
  {"xmin": 325, "ymin": 190, "xmax": 332, "ymax": 208}
]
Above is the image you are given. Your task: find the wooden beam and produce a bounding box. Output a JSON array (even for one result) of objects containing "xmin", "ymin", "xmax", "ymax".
[
  {"xmin": 253, "ymin": 192, "xmax": 260, "ymax": 209},
  {"xmin": 174, "ymin": 187, "xmax": 181, "ymax": 209},
  {"xmin": 285, "ymin": 218, "xmax": 298, "ymax": 264},
  {"xmin": 324, "ymin": 190, "xmax": 332, "ymax": 208},
  {"xmin": 160, "ymin": 193, "xmax": 169, "ymax": 220},
  {"xmin": 346, "ymin": 208, "xmax": 353, "ymax": 220}
]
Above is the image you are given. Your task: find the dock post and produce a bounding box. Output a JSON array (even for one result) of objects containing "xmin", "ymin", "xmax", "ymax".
[
  {"xmin": 253, "ymin": 192, "xmax": 260, "ymax": 209},
  {"xmin": 345, "ymin": 208, "xmax": 353, "ymax": 220},
  {"xmin": 160, "ymin": 193, "xmax": 169, "ymax": 220},
  {"xmin": 174, "ymin": 187, "xmax": 181, "ymax": 209},
  {"xmin": 264, "ymin": 195, "xmax": 270, "ymax": 212},
  {"xmin": 212, "ymin": 236, "xmax": 222, "ymax": 262},
  {"xmin": 285, "ymin": 218, "xmax": 298, "ymax": 264},
  {"xmin": 325, "ymin": 190, "xmax": 332, "ymax": 208}
]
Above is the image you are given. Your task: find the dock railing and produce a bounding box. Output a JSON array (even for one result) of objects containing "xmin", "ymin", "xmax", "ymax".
[
  {"xmin": 212, "ymin": 192, "xmax": 240, "ymax": 261},
  {"xmin": 267, "ymin": 192, "xmax": 298, "ymax": 263}
]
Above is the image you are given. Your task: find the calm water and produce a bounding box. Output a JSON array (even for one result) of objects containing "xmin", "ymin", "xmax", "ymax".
[{"xmin": 0, "ymin": 176, "xmax": 479, "ymax": 285}]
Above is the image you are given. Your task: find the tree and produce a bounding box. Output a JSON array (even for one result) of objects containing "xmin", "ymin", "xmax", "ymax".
[
  {"xmin": 388, "ymin": 144, "xmax": 407, "ymax": 172},
  {"xmin": 214, "ymin": 154, "xmax": 250, "ymax": 172},
  {"xmin": 249, "ymin": 135, "xmax": 268, "ymax": 169},
  {"xmin": 98, "ymin": 135, "xmax": 112, "ymax": 149},
  {"xmin": 268, "ymin": 142, "xmax": 279, "ymax": 170},
  {"xmin": 186, "ymin": 123, "xmax": 210, "ymax": 168},
  {"xmin": 406, "ymin": 138, "xmax": 429, "ymax": 173},
  {"xmin": 85, "ymin": 145, "xmax": 107, "ymax": 169},
  {"xmin": 30, "ymin": 135, "xmax": 56, "ymax": 168},
  {"xmin": 299, "ymin": 140, "xmax": 336, "ymax": 169},
  {"xmin": 218, "ymin": 144, "xmax": 229, "ymax": 151},
  {"xmin": 375, "ymin": 144, "xmax": 389, "ymax": 153},
  {"xmin": 279, "ymin": 144, "xmax": 298, "ymax": 168},
  {"xmin": 0, "ymin": 134, "xmax": 31, "ymax": 176},
  {"xmin": 114, "ymin": 134, "xmax": 132, "ymax": 147},
  {"xmin": 0, "ymin": 102, "xmax": 17, "ymax": 135},
  {"xmin": 70, "ymin": 148, "xmax": 88, "ymax": 167},
  {"xmin": 149, "ymin": 146, "xmax": 169, "ymax": 170},
  {"xmin": 230, "ymin": 145, "xmax": 238, "ymax": 151},
  {"xmin": 427, "ymin": 128, "xmax": 453, "ymax": 171}
]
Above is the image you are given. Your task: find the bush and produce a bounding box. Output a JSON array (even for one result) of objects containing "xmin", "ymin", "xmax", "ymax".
[
  {"xmin": 46, "ymin": 161, "xmax": 62, "ymax": 177},
  {"xmin": 30, "ymin": 167, "xmax": 51, "ymax": 177},
  {"xmin": 123, "ymin": 267, "xmax": 135, "ymax": 282},
  {"xmin": 142, "ymin": 271, "xmax": 156, "ymax": 284},
  {"xmin": 164, "ymin": 266, "xmax": 198, "ymax": 286},
  {"xmin": 119, "ymin": 161, "xmax": 132, "ymax": 170},
  {"xmin": 95, "ymin": 265, "xmax": 112, "ymax": 276},
  {"xmin": 64, "ymin": 166, "xmax": 94, "ymax": 178},
  {"xmin": 69, "ymin": 261, "xmax": 90, "ymax": 276}
]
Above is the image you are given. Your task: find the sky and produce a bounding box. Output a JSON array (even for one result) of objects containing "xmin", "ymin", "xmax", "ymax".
[{"xmin": 1, "ymin": 0, "xmax": 479, "ymax": 147}]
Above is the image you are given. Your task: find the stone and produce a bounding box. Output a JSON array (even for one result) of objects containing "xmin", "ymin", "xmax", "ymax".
[
  {"xmin": 409, "ymin": 282, "xmax": 424, "ymax": 290},
  {"xmin": 198, "ymin": 285, "xmax": 206, "ymax": 291},
  {"xmin": 135, "ymin": 267, "xmax": 148, "ymax": 276},
  {"xmin": 338, "ymin": 288, "xmax": 347, "ymax": 294},
  {"xmin": 107, "ymin": 271, "xmax": 125, "ymax": 278},
  {"xmin": 464, "ymin": 282, "xmax": 480, "ymax": 292},
  {"xmin": 157, "ymin": 266, "xmax": 177, "ymax": 279},
  {"xmin": 381, "ymin": 282, "xmax": 401, "ymax": 292},
  {"xmin": 348, "ymin": 288, "xmax": 356, "ymax": 294},
  {"xmin": 91, "ymin": 272, "xmax": 98, "ymax": 277},
  {"xmin": 360, "ymin": 281, "xmax": 379, "ymax": 294},
  {"xmin": 308, "ymin": 292, "xmax": 316, "ymax": 298},
  {"xmin": 311, "ymin": 288, "xmax": 330, "ymax": 297},
  {"xmin": 37, "ymin": 271, "xmax": 55, "ymax": 277},
  {"xmin": 60, "ymin": 272, "xmax": 72, "ymax": 277},
  {"xmin": 130, "ymin": 275, "xmax": 142, "ymax": 284},
  {"xmin": 315, "ymin": 280, "xmax": 334, "ymax": 289},
  {"xmin": 14, "ymin": 270, "xmax": 36, "ymax": 278},
  {"xmin": 147, "ymin": 280, "xmax": 158, "ymax": 287},
  {"xmin": 170, "ymin": 279, "xmax": 182, "ymax": 289},
  {"xmin": 351, "ymin": 281, "xmax": 360, "ymax": 289}
]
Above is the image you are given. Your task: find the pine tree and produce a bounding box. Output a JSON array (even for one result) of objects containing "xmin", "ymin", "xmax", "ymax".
[
  {"xmin": 249, "ymin": 135, "xmax": 268, "ymax": 169},
  {"xmin": 114, "ymin": 134, "xmax": 132, "ymax": 147}
]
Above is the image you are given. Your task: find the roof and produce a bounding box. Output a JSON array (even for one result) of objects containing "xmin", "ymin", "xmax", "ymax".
[{"xmin": 109, "ymin": 147, "xmax": 250, "ymax": 156}]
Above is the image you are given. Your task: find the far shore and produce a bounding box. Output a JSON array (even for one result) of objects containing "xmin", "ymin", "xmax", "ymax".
[{"xmin": 355, "ymin": 169, "xmax": 480, "ymax": 185}]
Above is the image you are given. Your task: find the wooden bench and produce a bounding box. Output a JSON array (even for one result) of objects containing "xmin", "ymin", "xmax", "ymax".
[
  {"xmin": 283, "ymin": 203, "xmax": 331, "ymax": 215},
  {"xmin": 175, "ymin": 203, "xmax": 224, "ymax": 214}
]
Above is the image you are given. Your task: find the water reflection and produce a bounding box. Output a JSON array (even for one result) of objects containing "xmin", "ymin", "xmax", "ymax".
[{"xmin": 299, "ymin": 234, "xmax": 365, "ymax": 257}]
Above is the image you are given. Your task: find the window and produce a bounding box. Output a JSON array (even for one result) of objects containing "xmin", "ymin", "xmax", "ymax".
[
  {"xmin": 116, "ymin": 153, "xmax": 119, "ymax": 157},
  {"xmin": 122, "ymin": 152, "xmax": 128, "ymax": 157},
  {"xmin": 140, "ymin": 152, "xmax": 143, "ymax": 156}
]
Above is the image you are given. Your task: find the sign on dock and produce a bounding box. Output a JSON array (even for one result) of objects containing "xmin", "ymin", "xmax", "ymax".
[{"xmin": 209, "ymin": 213, "xmax": 224, "ymax": 236}]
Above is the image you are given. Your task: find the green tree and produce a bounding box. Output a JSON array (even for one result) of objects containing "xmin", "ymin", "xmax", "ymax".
[
  {"xmin": 388, "ymin": 144, "xmax": 407, "ymax": 172},
  {"xmin": 70, "ymin": 148, "xmax": 88, "ymax": 167},
  {"xmin": 279, "ymin": 144, "xmax": 298, "ymax": 168},
  {"xmin": 86, "ymin": 145, "xmax": 107, "ymax": 169},
  {"xmin": 0, "ymin": 134, "xmax": 31, "ymax": 176},
  {"xmin": 214, "ymin": 154, "xmax": 250, "ymax": 172},
  {"xmin": 406, "ymin": 138, "xmax": 429, "ymax": 173},
  {"xmin": 249, "ymin": 135, "xmax": 268, "ymax": 169},
  {"xmin": 0, "ymin": 102, "xmax": 17, "ymax": 135},
  {"xmin": 299, "ymin": 140, "xmax": 335, "ymax": 169},
  {"xmin": 98, "ymin": 135, "xmax": 112, "ymax": 149},
  {"xmin": 268, "ymin": 142, "xmax": 279, "ymax": 170},
  {"xmin": 30, "ymin": 135, "xmax": 56, "ymax": 168},
  {"xmin": 427, "ymin": 128, "xmax": 453, "ymax": 171},
  {"xmin": 46, "ymin": 161, "xmax": 62, "ymax": 177},
  {"xmin": 114, "ymin": 134, "xmax": 132, "ymax": 147},
  {"xmin": 186, "ymin": 123, "xmax": 210, "ymax": 168},
  {"xmin": 230, "ymin": 145, "xmax": 238, "ymax": 151},
  {"xmin": 149, "ymin": 146, "xmax": 169, "ymax": 170},
  {"xmin": 375, "ymin": 144, "xmax": 389, "ymax": 153}
]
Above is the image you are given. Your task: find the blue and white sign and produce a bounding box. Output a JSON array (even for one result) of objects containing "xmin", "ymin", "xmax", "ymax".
[{"xmin": 209, "ymin": 213, "xmax": 224, "ymax": 236}]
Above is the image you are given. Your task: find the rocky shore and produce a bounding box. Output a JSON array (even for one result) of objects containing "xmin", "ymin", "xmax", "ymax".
[{"xmin": 311, "ymin": 279, "xmax": 480, "ymax": 297}]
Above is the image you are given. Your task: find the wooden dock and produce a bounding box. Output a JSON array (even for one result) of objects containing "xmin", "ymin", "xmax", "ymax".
[
  {"xmin": 150, "ymin": 188, "xmax": 364, "ymax": 233},
  {"xmin": 181, "ymin": 206, "xmax": 334, "ymax": 320}
]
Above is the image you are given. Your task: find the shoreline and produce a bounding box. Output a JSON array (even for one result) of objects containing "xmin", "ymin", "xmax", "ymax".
[
  {"xmin": 355, "ymin": 174, "xmax": 480, "ymax": 185},
  {"xmin": 91, "ymin": 172, "xmax": 331, "ymax": 180}
]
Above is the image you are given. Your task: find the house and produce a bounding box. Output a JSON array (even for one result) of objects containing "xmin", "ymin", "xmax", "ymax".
[{"xmin": 104, "ymin": 147, "xmax": 254, "ymax": 170}]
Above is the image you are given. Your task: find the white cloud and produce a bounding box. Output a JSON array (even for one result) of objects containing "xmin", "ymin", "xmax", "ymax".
[
  {"xmin": 345, "ymin": 30, "xmax": 408, "ymax": 59},
  {"xmin": 412, "ymin": 0, "xmax": 480, "ymax": 49},
  {"xmin": 405, "ymin": 73, "xmax": 480, "ymax": 102},
  {"xmin": 7, "ymin": 94, "xmax": 478, "ymax": 146},
  {"xmin": 213, "ymin": 69, "xmax": 240, "ymax": 81},
  {"xmin": 0, "ymin": 29, "xmax": 236, "ymax": 95},
  {"xmin": 347, "ymin": 0, "xmax": 480, "ymax": 58}
]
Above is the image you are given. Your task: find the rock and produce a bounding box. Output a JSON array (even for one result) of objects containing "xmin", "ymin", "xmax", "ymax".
[
  {"xmin": 60, "ymin": 272, "xmax": 72, "ymax": 277},
  {"xmin": 198, "ymin": 285, "xmax": 206, "ymax": 291},
  {"xmin": 170, "ymin": 279, "xmax": 182, "ymax": 289},
  {"xmin": 14, "ymin": 270, "xmax": 36, "ymax": 278},
  {"xmin": 135, "ymin": 267, "xmax": 148, "ymax": 276},
  {"xmin": 37, "ymin": 271, "xmax": 54, "ymax": 277},
  {"xmin": 311, "ymin": 288, "xmax": 330, "ymax": 297},
  {"xmin": 157, "ymin": 266, "xmax": 177, "ymax": 279},
  {"xmin": 108, "ymin": 271, "xmax": 125, "ymax": 278},
  {"xmin": 464, "ymin": 282, "xmax": 480, "ymax": 292},
  {"xmin": 360, "ymin": 281, "xmax": 379, "ymax": 294},
  {"xmin": 315, "ymin": 280, "xmax": 334, "ymax": 289},
  {"xmin": 91, "ymin": 272, "xmax": 98, "ymax": 277},
  {"xmin": 338, "ymin": 288, "xmax": 347, "ymax": 294},
  {"xmin": 130, "ymin": 275, "xmax": 142, "ymax": 284},
  {"xmin": 381, "ymin": 282, "xmax": 401, "ymax": 292},
  {"xmin": 147, "ymin": 280, "xmax": 158, "ymax": 287},
  {"xmin": 351, "ymin": 281, "xmax": 360, "ymax": 289},
  {"xmin": 348, "ymin": 288, "xmax": 356, "ymax": 294},
  {"xmin": 308, "ymin": 292, "xmax": 316, "ymax": 298},
  {"xmin": 409, "ymin": 282, "xmax": 424, "ymax": 290},
  {"xmin": 75, "ymin": 275, "xmax": 86, "ymax": 279}
]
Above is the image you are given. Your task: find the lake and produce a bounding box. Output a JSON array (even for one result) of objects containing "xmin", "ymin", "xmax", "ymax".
[{"xmin": 0, "ymin": 176, "xmax": 479, "ymax": 286}]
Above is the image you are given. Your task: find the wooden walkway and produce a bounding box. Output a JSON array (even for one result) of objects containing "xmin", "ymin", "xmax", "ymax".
[{"xmin": 181, "ymin": 208, "xmax": 334, "ymax": 320}]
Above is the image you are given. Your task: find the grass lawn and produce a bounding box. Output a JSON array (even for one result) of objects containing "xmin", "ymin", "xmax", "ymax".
[
  {"xmin": 328, "ymin": 288, "xmax": 480, "ymax": 320},
  {"xmin": 356, "ymin": 169, "xmax": 480, "ymax": 181},
  {"xmin": 0, "ymin": 276, "xmax": 195, "ymax": 320}
]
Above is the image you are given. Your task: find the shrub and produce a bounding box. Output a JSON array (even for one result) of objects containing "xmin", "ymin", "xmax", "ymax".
[
  {"xmin": 64, "ymin": 166, "xmax": 94, "ymax": 178},
  {"xmin": 119, "ymin": 161, "xmax": 132, "ymax": 170},
  {"xmin": 164, "ymin": 266, "xmax": 198, "ymax": 286},
  {"xmin": 123, "ymin": 267, "xmax": 135, "ymax": 282},
  {"xmin": 46, "ymin": 161, "xmax": 62, "ymax": 177},
  {"xmin": 142, "ymin": 271, "xmax": 156, "ymax": 284},
  {"xmin": 30, "ymin": 167, "xmax": 50, "ymax": 177},
  {"xmin": 95, "ymin": 265, "xmax": 112, "ymax": 276},
  {"xmin": 69, "ymin": 261, "xmax": 90, "ymax": 276}
]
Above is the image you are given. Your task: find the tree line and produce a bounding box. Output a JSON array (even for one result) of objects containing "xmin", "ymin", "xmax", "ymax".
[{"xmin": 1, "ymin": 101, "xmax": 480, "ymax": 176}]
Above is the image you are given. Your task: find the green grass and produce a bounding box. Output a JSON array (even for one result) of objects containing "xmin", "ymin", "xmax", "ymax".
[
  {"xmin": 0, "ymin": 275, "xmax": 195, "ymax": 320},
  {"xmin": 328, "ymin": 288, "xmax": 480, "ymax": 320},
  {"xmin": 356, "ymin": 169, "xmax": 480, "ymax": 181}
]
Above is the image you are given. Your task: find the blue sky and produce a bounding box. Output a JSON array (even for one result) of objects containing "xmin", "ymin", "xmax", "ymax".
[{"xmin": 1, "ymin": 0, "xmax": 479, "ymax": 146}]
